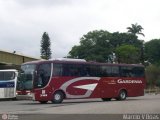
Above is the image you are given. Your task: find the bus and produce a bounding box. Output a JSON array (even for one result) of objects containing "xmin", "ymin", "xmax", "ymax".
[
  {"xmin": 17, "ymin": 59, "xmax": 145, "ymax": 104},
  {"xmin": 0, "ymin": 69, "xmax": 18, "ymax": 99}
]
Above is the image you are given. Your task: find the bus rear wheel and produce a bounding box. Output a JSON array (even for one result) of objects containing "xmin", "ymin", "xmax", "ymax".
[
  {"xmin": 116, "ymin": 90, "xmax": 127, "ymax": 101},
  {"xmin": 52, "ymin": 91, "xmax": 64, "ymax": 104},
  {"xmin": 102, "ymin": 98, "xmax": 111, "ymax": 101}
]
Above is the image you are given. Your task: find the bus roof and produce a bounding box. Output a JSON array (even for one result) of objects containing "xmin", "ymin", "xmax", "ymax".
[{"xmin": 22, "ymin": 59, "xmax": 144, "ymax": 67}]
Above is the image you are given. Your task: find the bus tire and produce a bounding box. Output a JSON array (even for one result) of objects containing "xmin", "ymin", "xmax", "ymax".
[
  {"xmin": 116, "ymin": 90, "xmax": 127, "ymax": 101},
  {"xmin": 102, "ymin": 98, "xmax": 111, "ymax": 101},
  {"xmin": 12, "ymin": 97, "xmax": 17, "ymax": 101},
  {"xmin": 39, "ymin": 101, "xmax": 48, "ymax": 104},
  {"xmin": 52, "ymin": 91, "xmax": 64, "ymax": 104}
]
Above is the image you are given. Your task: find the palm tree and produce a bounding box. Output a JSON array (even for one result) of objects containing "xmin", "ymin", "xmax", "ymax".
[{"xmin": 127, "ymin": 23, "xmax": 145, "ymax": 37}]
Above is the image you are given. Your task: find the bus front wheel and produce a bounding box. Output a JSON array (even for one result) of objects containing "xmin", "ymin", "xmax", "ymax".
[{"xmin": 52, "ymin": 91, "xmax": 64, "ymax": 104}]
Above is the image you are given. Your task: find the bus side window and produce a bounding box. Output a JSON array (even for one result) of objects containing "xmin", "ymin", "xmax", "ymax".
[
  {"xmin": 120, "ymin": 66, "xmax": 133, "ymax": 77},
  {"xmin": 120, "ymin": 66, "xmax": 144, "ymax": 77},
  {"xmin": 82, "ymin": 66, "xmax": 94, "ymax": 77},
  {"xmin": 53, "ymin": 64, "xmax": 62, "ymax": 77},
  {"xmin": 62, "ymin": 64, "xmax": 84, "ymax": 77},
  {"xmin": 100, "ymin": 66, "xmax": 118, "ymax": 77},
  {"xmin": 69, "ymin": 65, "xmax": 79, "ymax": 76},
  {"xmin": 100, "ymin": 66, "xmax": 110, "ymax": 77},
  {"xmin": 82, "ymin": 67, "xmax": 90, "ymax": 76},
  {"xmin": 86, "ymin": 65, "xmax": 99, "ymax": 77},
  {"xmin": 111, "ymin": 66, "xmax": 120, "ymax": 77},
  {"xmin": 132, "ymin": 67, "xmax": 144, "ymax": 77}
]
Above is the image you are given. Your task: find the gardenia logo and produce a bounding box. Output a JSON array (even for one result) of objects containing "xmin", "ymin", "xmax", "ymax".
[{"xmin": 117, "ymin": 79, "xmax": 142, "ymax": 84}]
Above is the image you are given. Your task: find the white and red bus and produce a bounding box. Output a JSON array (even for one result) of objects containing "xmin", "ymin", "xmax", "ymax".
[{"xmin": 17, "ymin": 59, "xmax": 145, "ymax": 104}]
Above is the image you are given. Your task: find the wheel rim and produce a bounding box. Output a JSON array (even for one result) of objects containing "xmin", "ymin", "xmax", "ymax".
[
  {"xmin": 54, "ymin": 94, "xmax": 61, "ymax": 101},
  {"xmin": 120, "ymin": 91, "xmax": 126, "ymax": 99}
]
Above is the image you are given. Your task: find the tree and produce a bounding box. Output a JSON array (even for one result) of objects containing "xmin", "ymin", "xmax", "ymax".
[
  {"xmin": 40, "ymin": 32, "xmax": 52, "ymax": 60},
  {"xmin": 115, "ymin": 45, "xmax": 140, "ymax": 64},
  {"xmin": 68, "ymin": 30, "xmax": 143, "ymax": 63},
  {"xmin": 144, "ymin": 39, "xmax": 160, "ymax": 65},
  {"xmin": 127, "ymin": 23, "xmax": 145, "ymax": 37},
  {"xmin": 110, "ymin": 32, "xmax": 142, "ymax": 48},
  {"xmin": 68, "ymin": 30, "xmax": 111, "ymax": 62}
]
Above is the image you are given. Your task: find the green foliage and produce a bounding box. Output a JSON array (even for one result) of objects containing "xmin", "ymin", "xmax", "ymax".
[
  {"xmin": 145, "ymin": 65, "xmax": 160, "ymax": 87},
  {"xmin": 156, "ymin": 80, "xmax": 160, "ymax": 87},
  {"xmin": 68, "ymin": 30, "xmax": 143, "ymax": 63},
  {"xmin": 110, "ymin": 32, "xmax": 143, "ymax": 48},
  {"xmin": 144, "ymin": 39, "xmax": 160, "ymax": 65},
  {"xmin": 127, "ymin": 23, "xmax": 145, "ymax": 37},
  {"xmin": 40, "ymin": 32, "xmax": 52, "ymax": 60},
  {"xmin": 115, "ymin": 45, "xmax": 140, "ymax": 64},
  {"xmin": 69, "ymin": 30, "xmax": 111, "ymax": 62}
]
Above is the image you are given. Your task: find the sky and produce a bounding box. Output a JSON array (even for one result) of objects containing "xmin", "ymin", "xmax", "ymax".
[{"xmin": 0, "ymin": 0, "xmax": 160, "ymax": 59}]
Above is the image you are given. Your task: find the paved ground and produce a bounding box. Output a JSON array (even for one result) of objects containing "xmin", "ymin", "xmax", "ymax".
[{"xmin": 0, "ymin": 94, "xmax": 160, "ymax": 114}]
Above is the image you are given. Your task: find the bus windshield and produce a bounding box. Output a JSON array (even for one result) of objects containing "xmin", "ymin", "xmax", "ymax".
[{"xmin": 17, "ymin": 64, "xmax": 36, "ymax": 90}]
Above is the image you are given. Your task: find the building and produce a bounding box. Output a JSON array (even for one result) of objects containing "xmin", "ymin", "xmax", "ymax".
[{"xmin": 0, "ymin": 49, "xmax": 40, "ymax": 69}]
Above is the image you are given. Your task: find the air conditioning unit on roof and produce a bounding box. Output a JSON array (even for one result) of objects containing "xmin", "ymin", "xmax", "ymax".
[{"xmin": 51, "ymin": 58, "xmax": 86, "ymax": 62}]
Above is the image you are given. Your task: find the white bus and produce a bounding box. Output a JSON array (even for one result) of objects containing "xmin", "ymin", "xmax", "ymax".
[{"xmin": 0, "ymin": 69, "xmax": 18, "ymax": 99}]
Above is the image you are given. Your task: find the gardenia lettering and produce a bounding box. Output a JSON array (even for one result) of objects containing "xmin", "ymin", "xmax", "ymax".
[{"xmin": 117, "ymin": 79, "xmax": 142, "ymax": 84}]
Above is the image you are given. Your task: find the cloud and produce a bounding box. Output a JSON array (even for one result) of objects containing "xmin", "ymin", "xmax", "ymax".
[
  {"xmin": 13, "ymin": 0, "xmax": 72, "ymax": 7},
  {"xmin": 0, "ymin": 0, "xmax": 160, "ymax": 59}
]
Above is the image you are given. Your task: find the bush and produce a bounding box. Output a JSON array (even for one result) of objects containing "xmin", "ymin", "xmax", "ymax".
[
  {"xmin": 156, "ymin": 79, "xmax": 160, "ymax": 87},
  {"xmin": 145, "ymin": 65, "xmax": 160, "ymax": 88}
]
